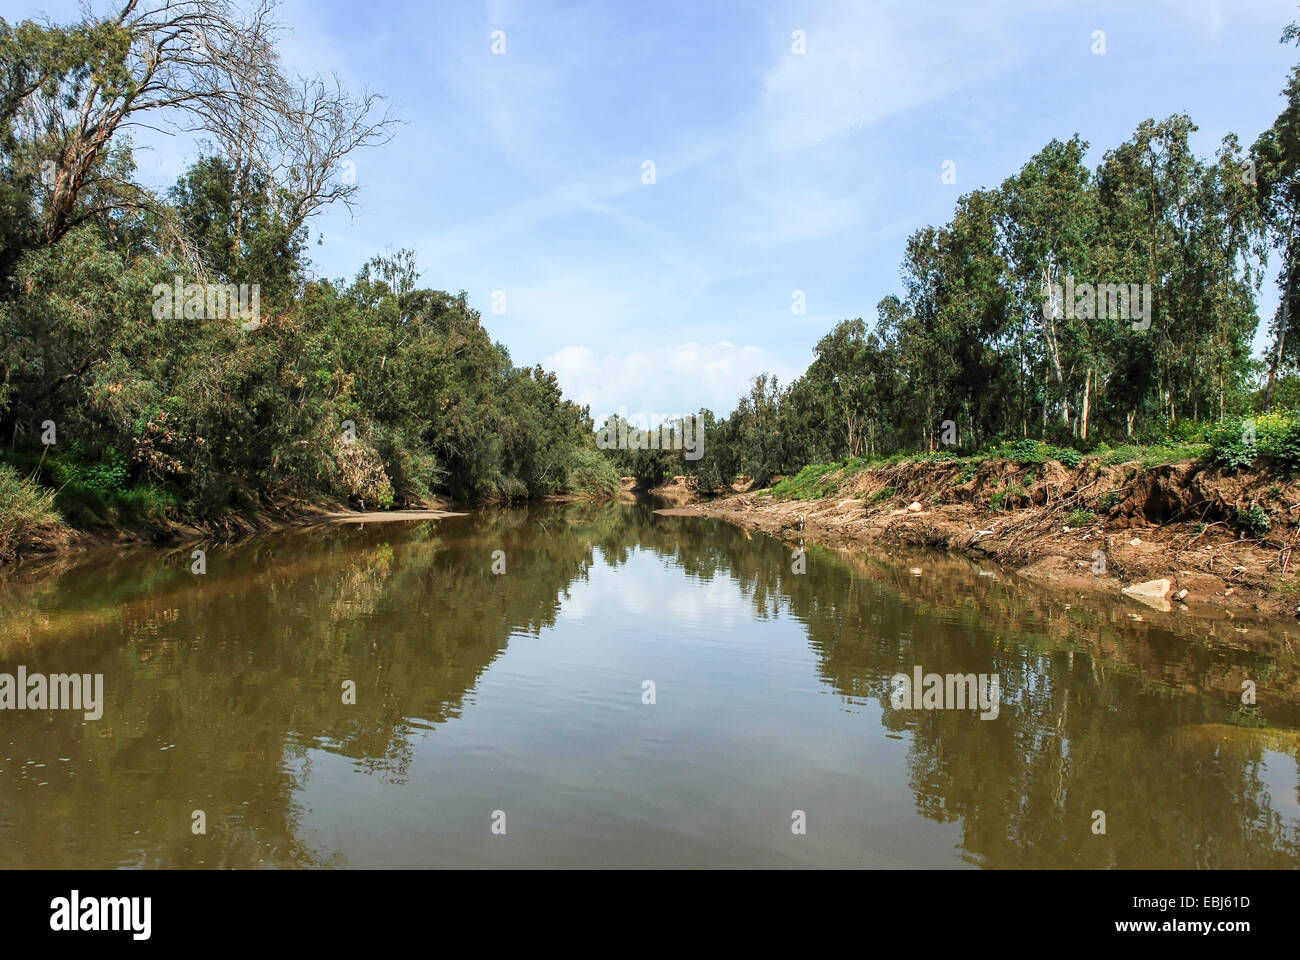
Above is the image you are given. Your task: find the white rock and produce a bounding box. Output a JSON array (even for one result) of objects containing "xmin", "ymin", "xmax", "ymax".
[
  {"xmin": 907, "ymin": 501, "xmax": 923, "ymax": 512},
  {"xmin": 1129, "ymin": 538, "xmax": 1142, "ymax": 546},
  {"xmin": 1173, "ymin": 588, "xmax": 1188, "ymax": 601},
  {"xmin": 1122, "ymin": 578, "xmax": 1171, "ymax": 600}
]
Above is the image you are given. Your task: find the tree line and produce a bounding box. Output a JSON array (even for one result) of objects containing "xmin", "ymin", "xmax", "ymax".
[
  {"xmin": 605, "ymin": 20, "xmax": 1300, "ymax": 488},
  {"xmin": 0, "ymin": 2, "xmax": 619, "ymax": 541}
]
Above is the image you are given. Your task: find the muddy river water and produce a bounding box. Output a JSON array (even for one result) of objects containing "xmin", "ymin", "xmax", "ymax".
[{"xmin": 0, "ymin": 501, "xmax": 1297, "ymax": 867}]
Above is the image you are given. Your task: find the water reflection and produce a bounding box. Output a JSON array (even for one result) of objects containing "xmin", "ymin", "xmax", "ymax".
[{"xmin": 0, "ymin": 502, "xmax": 1296, "ymax": 867}]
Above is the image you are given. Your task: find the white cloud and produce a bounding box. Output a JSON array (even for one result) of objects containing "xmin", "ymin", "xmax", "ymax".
[
  {"xmin": 544, "ymin": 341, "xmax": 805, "ymax": 421},
  {"xmin": 725, "ymin": 0, "xmax": 1026, "ymax": 247}
]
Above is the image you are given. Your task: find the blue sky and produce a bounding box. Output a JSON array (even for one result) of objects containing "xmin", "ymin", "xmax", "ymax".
[{"xmin": 12, "ymin": 0, "xmax": 1300, "ymax": 418}]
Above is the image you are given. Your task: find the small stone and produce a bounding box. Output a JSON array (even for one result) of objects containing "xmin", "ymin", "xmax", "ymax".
[
  {"xmin": 1224, "ymin": 587, "xmax": 1235, "ymax": 596},
  {"xmin": 1062, "ymin": 526, "xmax": 1071, "ymax": 533},
  {"xmin": 1129, "ymin": 538, "xmax": 1142, "ymax": 546},
  {"xmin": 1173, "ymin": 588, "xmax": 1188, "ymax": 601},
  {"xmin": 907, "ymin": 501, "xmax": 922, "ymax": 512}
]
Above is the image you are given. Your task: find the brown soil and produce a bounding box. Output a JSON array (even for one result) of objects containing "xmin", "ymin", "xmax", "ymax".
[
  {"xmin": 648, "ymin": 475, "xmax": 699, "ymax": 503},
  {"xmin": 665, "ymin": 457, "xmax": 1300, "ymax": 621}
]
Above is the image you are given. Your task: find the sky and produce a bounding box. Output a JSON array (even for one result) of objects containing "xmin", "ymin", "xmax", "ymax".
[{"xmin": 10, "ymin": 0, "xmax": 1300, "ymax": 420}]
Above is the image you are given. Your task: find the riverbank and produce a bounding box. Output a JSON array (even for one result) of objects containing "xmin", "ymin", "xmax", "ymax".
[
  {"xmin": 664, "ymin": 454, "xmax": 1300, "ymax": 620},
  {"xmin": 0, "ymin": 496, "xmax": 474, "ymax": 567}
]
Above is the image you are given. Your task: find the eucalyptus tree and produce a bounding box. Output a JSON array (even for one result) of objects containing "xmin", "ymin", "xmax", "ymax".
[
  {"xmin": 1254, "ymin": 19, "xmax": 1300, "ymax": 410},
  {"xmin": 996, "ymin": 137, "xmax": 1097, "ymax": 435},
  {"xmin": 1186, "ymin": 136, "xmax": 1265, "ymax": 421}
]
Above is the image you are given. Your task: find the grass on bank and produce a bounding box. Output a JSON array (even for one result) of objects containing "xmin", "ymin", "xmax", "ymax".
[
  {"xmin": 0, "ymin": 462, "xmax": 68, "ymax": 560},
  {"xmin": 762, "ymin": 413, "xmax": 1300, "ymax": 503}
]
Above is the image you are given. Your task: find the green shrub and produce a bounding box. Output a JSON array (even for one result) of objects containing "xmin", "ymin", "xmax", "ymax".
[
  {"xmin": 996, "ymin": 438, "xmax": 1082, "ymax": 468},
  {"xmin": 869, "ymin": 486, "xmax": 895, "ymax": 503},
  {"xmin": 1002, "ymin": 438, "xmax": 1045, "ymax": 463},
  {"xmin": 1236, "ymin": 503, "xmax": 1272, "ymax": 536},
  {"xmin": 1066, "ymin": 509, "xmax": 1095, "ymax": 527},
  {"xmin": 47, "ymin": 445, "xmax": 130, "ymax": 495},
  {"xmin": 1265, "ymin": 418, "xmax": 1300, "ymax": 473},
  {"xmin": 495, "ymin": 476, "xmax": 529, "ymax": 502},
  {"xmin": 1206, "ymin": 418, "xmax": 1258, "ymax": 473},
  {"xmin": 566, "ymin": 447, "xmax": 621, "ymax": 500},
  {"xmin": 1054, "ymin": 447, "xmax": 1083, "ymax": 468},
  {"xmin": 1202, "ymin": 413, "xmax": 1300, "ymax": 474}
]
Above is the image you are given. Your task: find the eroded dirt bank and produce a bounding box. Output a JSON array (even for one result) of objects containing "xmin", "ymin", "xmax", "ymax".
[{"xmin": 665, "ymin": 457, "xmax": 1300, "ymax": 621}]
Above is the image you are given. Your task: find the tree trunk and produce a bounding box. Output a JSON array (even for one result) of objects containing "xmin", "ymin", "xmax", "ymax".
[
  {"xmin": 1080, "ymin": 367, "xmax": 1091, "ymax": 441},
  {"xmin": 1266, "ymin": 209, "xmax": 1297, "ymax": 412}
]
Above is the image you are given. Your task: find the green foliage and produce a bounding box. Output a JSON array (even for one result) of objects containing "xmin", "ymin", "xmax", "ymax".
[
  {"xmin": 1263, "ymin": 417, "xmax": 1300, "ymax": 472},
  {"xmin": 1097, "ymin": 490, "xmax": 1123, "ymax": 511},
  {"xmin": 0, "ymin": 463, "xmax": 65, "ymax": 559},
  {"xmin": 3, "ymin": 4, "xmax": 1296, "ymax": 541},
  {"xmin": 767, "ymin": 463, "xmax": 841, "ymax": 500},
  {"xmin": 1207, "ymin": 419, "xmax": 1259, "ymax": 473},
  {"xmin": 1002, "ymin": 438, "xmax": 1046, "ymax": 463},
  {"xmin": 565, "ymin": 447, "xmax": 621, "ymax": 500},
  {"xmin": 1101, "ymin": 442, "xmax": 1209, "ymax": 469},
  {"xmin": 1066, "ymin": 509, "xmax": 1096, "ymax": 527},
  {"xmin": 644, "ymin": 99, "xmax": 1278, "ymax": 484},
  {"xmin": 0, "ymin": 13, "xmax": 591, "ymax": 529},
  {"xmin": 1236, "ymin": 503, "xmax": 1273, "ymax": 535},
  {"xmin": 869, "ymin": 486, "xmax": 895, "ymax": 503},
  {"xmin": 993, "ymin": 439, "xmax": 1083, "ymax": 468},
  {"xmin": 1203, "ymin": 413, "xmax": 1300, "ymax": 474},
  {"xmin": 51, "ymin": 444, "xmax": 128, "ymax": 495}
]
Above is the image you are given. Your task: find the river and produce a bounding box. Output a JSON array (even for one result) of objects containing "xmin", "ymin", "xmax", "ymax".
[{"xmin": 0, "ymin": 501, "xmax": 1297, "ymax": 868}]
